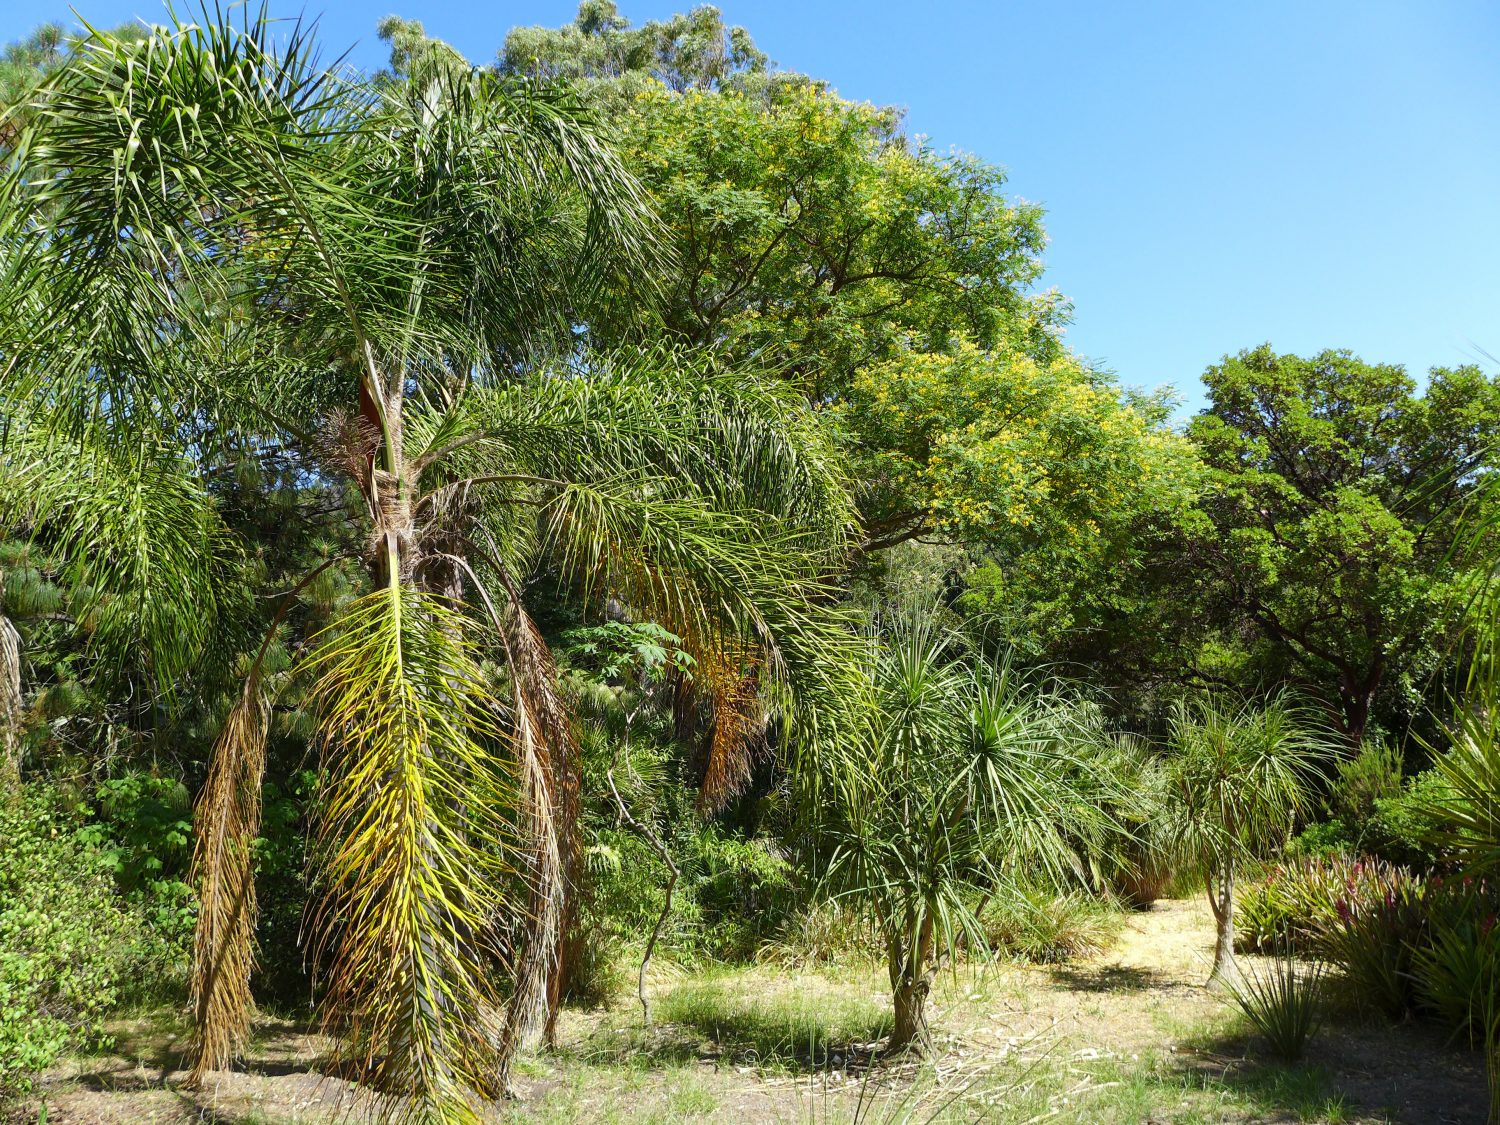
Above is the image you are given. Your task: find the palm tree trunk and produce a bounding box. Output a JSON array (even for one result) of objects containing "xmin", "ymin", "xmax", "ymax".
[{"xmin": 886, "ymin": 911, "xmax": 936, "ymax": 1055}]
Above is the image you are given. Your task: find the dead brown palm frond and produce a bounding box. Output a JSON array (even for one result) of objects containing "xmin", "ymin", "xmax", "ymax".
[
  {"xmin": 186, "ymin": 679, "xmax": 269, "ymax": 1083},
  {"xmin": 696, "ymin": 661, "xmax": 764, "ymax": 815},
  {"xmin": 491, "ymin": 603, "xmax": 569, "ymax": 1082},
  {"xmin": 492, "ymin": 680, "xmax": 562, "ymax": 1089}
]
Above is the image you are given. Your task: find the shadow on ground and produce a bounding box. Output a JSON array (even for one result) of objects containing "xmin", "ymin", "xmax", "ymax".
[{"xmin": 1170, "ymin": 1021, "xmax": 1490, "ymax": 1125}]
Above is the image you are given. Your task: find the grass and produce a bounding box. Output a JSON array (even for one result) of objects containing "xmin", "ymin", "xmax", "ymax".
[
  {"xmin": 574, "ymin": 965, "xmax": 893, "ymax": 1074},
  {"xmin": 21, "ymin": 899, "xmax": 1488, "ymax": 1124},
  {"xmin": 981, "ymin": 887, "xmax": 1125, "ymax": 964}
]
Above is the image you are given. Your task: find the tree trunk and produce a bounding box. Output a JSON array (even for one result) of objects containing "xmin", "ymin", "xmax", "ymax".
[
  {"xmin": 1206, "ymin": 864, "xmax": 1239, "ymax": 988},
  {"xmin": 606, "ymin": 752, "xmax": 678, "ymax": 1027},
  {"xmin": 885, "ymin": 911, "xmax": 936, "ymax": 1055},
  {"xmin": 889, "ymin": 977, "xmax": 932, "ymax": 1055},
  {"xmin": 1337, "ymin": 660, "xmax": 1382, "ymax": 748},
  {"xmin": 0, "ymin": 610, "xmax": 21, "ymax": 790}
]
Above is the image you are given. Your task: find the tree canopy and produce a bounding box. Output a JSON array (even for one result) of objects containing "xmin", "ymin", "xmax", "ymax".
[{"xmin": 1185, "ymin": 346, "xmax": 1500, "ymax": 743}]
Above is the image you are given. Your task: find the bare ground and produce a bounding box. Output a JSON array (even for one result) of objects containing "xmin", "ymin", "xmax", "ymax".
[{"xmin": 10, "ymin": 898, "xmax": 1489, "ymax": 1124}]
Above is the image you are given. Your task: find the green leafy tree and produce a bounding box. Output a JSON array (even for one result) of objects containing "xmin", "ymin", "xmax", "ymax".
[
  {"xmin": 499, "ymin": 1, "xmax": 767, "ymax": 93},
  {"xmin": 1186, "ymin": 346, "xmax": 1500, "ymax": 744},
  {"xmin": 482, "ymin": 4, "xmax": 1201, "ymax": 575},
  {"xmin": 1, "ymin": 12, "xmax": 857, "ymax": 1121}
]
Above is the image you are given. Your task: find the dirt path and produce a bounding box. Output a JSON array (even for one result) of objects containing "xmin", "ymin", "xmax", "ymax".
[
  {"xmin": 11, "ymin": 898, "xmax": 1491, "ymax": 1124},
  {"xmin": 999, "ymin": 898, "xmax": 1490, "ymax": 1125}
]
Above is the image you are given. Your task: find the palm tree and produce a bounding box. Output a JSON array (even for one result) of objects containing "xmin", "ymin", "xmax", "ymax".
[
  {"xmin": 819, "ymin": 614, "xmax": 1116, "ymax": 1053},
  {"xmin": 1167, "ymin": 696, "xmax": 1328, "ymax": 987},
  {"xmin": 0, "ymin": 10, "xmax": 855, "ymax": 1119}
]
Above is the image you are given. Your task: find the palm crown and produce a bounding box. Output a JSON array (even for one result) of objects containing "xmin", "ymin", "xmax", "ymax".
[{"xmin": 0, "ymin": 11, "xmax": 857, "ymax": 1119}]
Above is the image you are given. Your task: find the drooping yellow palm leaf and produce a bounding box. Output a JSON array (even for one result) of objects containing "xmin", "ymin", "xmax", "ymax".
[{"xmin": 305, "ymin": 588, "xmax": 514, "ymax": 1122}]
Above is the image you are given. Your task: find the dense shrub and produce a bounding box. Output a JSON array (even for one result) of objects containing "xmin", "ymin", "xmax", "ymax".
[
  {"xmin": 981, "ymin": 887, "xmax": 1123, "ymax": 963},
  {"xmin": 1413, "ymin": 878, "xmax": 1500, "ymax": 1045},
  {"xmin": 1288, "ymin": 766, "xmax": 1452, "ymax": 869},
  {"xmin": 1364, "ymin": 768, "xmax": 1453, "ymax": 868},
  {"xmin": 1247, "ymin": 852, "xmax": 1500, "ymax": 1037},
  {"xmin": 1324, "ymin": 879, "xmax": 1428, "ymax": 1020},
  {"xmin": 1328, "ymin": 742, "xmax": 1404, "ymax": 823},
  {"xmin": 76, "ymin": 772, "xmax": 195, "ymax": 953},
  {"xmin": 0, "ymin": 789, "xmax": 172, "ymax": 1099},
  {"xmin": 1237, "ymin": 855, "xmax": 1415, "ymax": 956}
]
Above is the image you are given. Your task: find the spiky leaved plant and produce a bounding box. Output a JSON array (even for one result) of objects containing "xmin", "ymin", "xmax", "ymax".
[
  {"xmin": 1167, "ymin": 695, "xmax": 1330, "ymax": 988},
  {"xmin": 1226, "ymin": 947, "xmax": 1325, "ymax": 1061},
  {"xmin": 0, "ymin": 8, "xmax": 858, "ymax": 1119},
  {"xmin": 818, "ymin": 612, "xmax": 1119, "ymax": 1054}
]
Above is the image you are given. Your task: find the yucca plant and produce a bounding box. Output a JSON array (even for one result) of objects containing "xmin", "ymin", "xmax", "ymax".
[
  {"xmin": 1226, "ymin": 948, "xmax": 1325, "ymax": 1062},
  {"xmin": 0, "ymin": 8, "xmax": 858, "ymax": 1120}
]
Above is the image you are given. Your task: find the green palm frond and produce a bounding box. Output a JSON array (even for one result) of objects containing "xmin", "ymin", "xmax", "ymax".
[
  {"xmin": 0, "ymin": 427, "xmax": 236, "ymax": 694},
  {"xmin": 1168, "ymin": 693, "xmax": 1328, "ymax": 864}
]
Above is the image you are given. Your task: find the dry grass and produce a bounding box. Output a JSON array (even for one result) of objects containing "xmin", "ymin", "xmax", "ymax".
[{"xmin": 14, "ymin": 899, "xmax": 1489, "ymax": 1125}]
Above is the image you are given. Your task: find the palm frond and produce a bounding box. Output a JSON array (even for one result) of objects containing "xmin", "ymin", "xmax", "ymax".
[
  {"xmin": 0, "ymin": 428, "xmax": 236, "ymax": 696},
  {"xmin": 489, "ymin": 600, "xmax": 571, "ymax": 1071},
  {"xmin": 187, "ymin": 681, "xmax": 269, "ymax": 1081},
  {"xmin": 305, "ymin": 588, "xmax": 513, "ymax": 1121}
]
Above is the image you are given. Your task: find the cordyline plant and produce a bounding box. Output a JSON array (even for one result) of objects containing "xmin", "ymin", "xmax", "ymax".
[
  {"xmin": 0, "ymin": 9, "xmax": 858, "ymax": 1120},
  {"xmin": 818, "ymin": 613, "xmax": 1119, "ymax": 1054},
  {"xmin": 1167, "ymin": 695, "xmax": 1332, "ymax": 988}
]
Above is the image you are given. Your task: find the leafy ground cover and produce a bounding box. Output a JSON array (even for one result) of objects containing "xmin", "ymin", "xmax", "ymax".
[{"xmin": 14, "ymin": 898, "xmax": 1486, "ymax": 1125}]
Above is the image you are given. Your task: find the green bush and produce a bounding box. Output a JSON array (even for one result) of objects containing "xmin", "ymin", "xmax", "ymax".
[
  {"xmin": 1288, "ymin": 764, "xmax": 1452, "ymax": 870},
  {"xmin": 75, "ymin": 771, "xmax": 196, "ymax": 955},
  {"xmin": 981, "ymin": 886, "xmax": 1123, "ymax": 963},
  {"xmin": 1329, "ymin": 742, "xmax": 1403, "ymax": 824},
  {"xmin": 0, "ymin": 789, "xmax": 171, "ymax": 1099},
  {"xmin": 1325, "ymin": 879, "xmax": 1428, "ymax": 1021},
  {"xmin": 1364, "ymin": 768, "xmax": 1452, "ymax": 869},
  {"xmin": 1237, "ymin": 854, "xmax": 1415, "ymax": 956},
  {"xmin": 1285, "ymin": 818, "xmax": 1357, "ymax": 860},
  {"xmin": 1413, "ymin": 878, "xmax": 1500, "ymax": 1046}
]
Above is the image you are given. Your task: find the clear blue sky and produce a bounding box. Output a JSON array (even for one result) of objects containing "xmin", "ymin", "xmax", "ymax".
[{"xmin": 6, "ymin": 1, "xmax": 1498, "ymax": 411}]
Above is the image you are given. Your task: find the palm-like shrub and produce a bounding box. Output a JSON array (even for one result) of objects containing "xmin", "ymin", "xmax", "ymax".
[
  {"xmin": 818, "ymin": 617, "xmax": 1117, "ymax": 1053},
  {"xmin": 1168, "ymin": 696, "xmax": 1330, "ymax": 986},
  {"xmin": 0, "ymin": 12, "xmax": 858, "ymax": 1118},
  {"xmin": 1226, "ymin": 949, "xmax": 1325, "ymax": 1062},
  {"xmin": 1093, "ymin": 734, "xmax": 1184, "ymax": 908}
]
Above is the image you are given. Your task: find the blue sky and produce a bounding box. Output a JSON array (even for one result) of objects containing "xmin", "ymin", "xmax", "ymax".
[{"xmin": 5, "ymin": 1, "xmax": 1497, "ymax": 412}]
